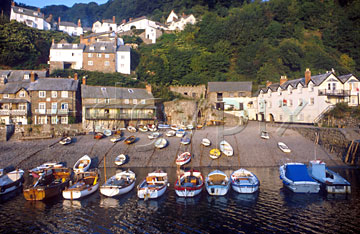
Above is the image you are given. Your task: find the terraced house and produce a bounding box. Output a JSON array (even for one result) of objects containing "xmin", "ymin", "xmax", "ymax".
[
  {"xmin": 0, "ymin": 70, "xmax": 47, "ymax": 125},
  {"xmin": 81, "ymin": 80, "xmax": 155, "ymax": 131},
  {"xmin": 28, "ymin": 74, "xmax": 81, "ymax": 125}
]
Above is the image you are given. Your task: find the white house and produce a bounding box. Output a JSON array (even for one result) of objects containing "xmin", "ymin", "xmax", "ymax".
[
  {"xmin": 118, "ymin": 16, "xmax": 159, "ymax": 32},
  {"xmin": 116, "ymin": 46, "xmax": 131, "ymax": 75},
  {"xmin": 10, "ymin": 2, "xmax": 51, "ymax": 30},
  {"xmin": 92, "ymin": 17, "xmax": 117, "ymax": 33},
  {"xmin": 166, "ymin": 11, "xmax": 196, "ymax": 31},
  {"xmin": 58, "ymin": 17, "xmax": 83, "ymax": 36},
  {"xmin": 49, "ymin": 41, "xmax": 84, "ymax": 72},
  {"xmin": 166, "ymin": 10, "xmax": 178, "ymax": 24},
  {"xmin": 257, "ymin": 69, "xmax": 360, "ymax": 124}
]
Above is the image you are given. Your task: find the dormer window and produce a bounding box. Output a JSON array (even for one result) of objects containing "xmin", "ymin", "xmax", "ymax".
[
  {"xmin": 73, "ymin": 44, "xmax": 78, "ymax": 48},
  {"xmin": 24, "ymin": 74, "xmax": 29, "ymax": 79},
  {"xmin": 18, "ymin": 8, "xmax": 23, "ymax": 12},
  {"xmin": 3, "ymin": 94, "xmax": 9, "ymax": 99},
  {"xmin": 33, "ymin": 12, "xmax": 38, "ymax": 16},
  {"xmin": 128, "ymin": 89, "xmax": 134, "ymax": 93},
  {"xmin": 90, "ymin": 46, "xmax": 94, "ymax": 50},
  {"xmin": 100, "ymin": 46, "xmax": 106, "ymax": 50},
  {"xmin": 58, "ymin": 44, "xmax": 62, "ymax": 48}
]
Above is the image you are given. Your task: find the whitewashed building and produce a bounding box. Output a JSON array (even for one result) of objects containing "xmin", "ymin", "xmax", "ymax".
[
  {"xmin": 92, "ymin": 17, "xmax": 117, "ymax": 33},
  {"xmin": 49, "ymin": 41, "xmax": 85, "ymax": 72},
  {"xmin": 257, "ymin": 69, "xmax": 360, "ymax": 124},
  {"xmin": 10, "ymin": 2, "xmax": 51, "ymax": 30},
  {"xmin": 58, "ymin": 17, "xmax": 83, "ymax": 36},
  {"xmin": 166, "ymin": 11, "xmax": 196, "ymax": 31},
  {"xmin": 116, "ymin": 46, "xmax": 131, "ymax": 75}
]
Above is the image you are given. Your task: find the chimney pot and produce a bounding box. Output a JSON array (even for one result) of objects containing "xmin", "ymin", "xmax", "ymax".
[
  {"xmin": 279, "ymin": 75, "xmax": 288, "ymax": 86},
  {"xmin": 305, "ymin": 68, "xmax": 311, "ymax": 85},
  {"xmin": 58, "ymin": 17, "xmax": 61, "ymax": 25},
  {"xmin": 37, "ymin": 8, "xmax": 40, "ymax": 13},
  {"xmin": 11, "ymin": 2, "xmax": 15, "ymax": 7},
  {"xmin": 129, "ymin": 18, "xmax": 132, "ymax": 22},
  {"xmin": 82, "ymin": 76, "xmax": 86, "ymax": 85},
  {"xmin": 52, "ymin": 38, "xmax": 54, "ymax": 44},
  {"xmin": 78, "ymin": 19, "xmax": 81, "ymax": 27},
  {"xmin": 30, "ymin": 72, "xmax": 35, "ymax": 82},
  {"xmin": 122, "ymin": 19, "xmax": 126, "ymax": 24},
  {"xmin": 113, "ymin": 16, "xmax": 115, "ymax": 23},
  {"xmin": 146, "ymin": 84, "xmax": 152, "ymax": 94},
  {"xmin": 266, "ymin": 80, "xmax": 272, "ymax": 88},
  {"xmin": 74, "ymin": 73, "xmax": 78, "ymax": 80}
]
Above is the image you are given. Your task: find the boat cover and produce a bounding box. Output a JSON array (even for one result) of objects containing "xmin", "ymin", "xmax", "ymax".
[{"xmin": 285, "ymin": 164, "xmax": 316, "ymax": 182}]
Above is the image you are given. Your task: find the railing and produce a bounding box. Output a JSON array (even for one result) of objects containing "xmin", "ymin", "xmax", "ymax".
[
  {"xmin": 318, "ymin": 89, "xmax": 350, "ymax": 96},
  {"xmin": 0, "ymin": 109, "xmax": 27, "ymax": 116},
  {"xmin": 35, "ymin": 109, "xmax": 69, "ymax": 115},
  {"xmin": 313, "ymin": 105, "xmax": 335, "ymax": 124},
  {"xmin": 85, "ymin": 112, "xmax": 155, "ymax": 120}
]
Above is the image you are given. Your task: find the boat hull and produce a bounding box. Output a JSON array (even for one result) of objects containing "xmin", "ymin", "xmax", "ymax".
[
  {"xmin": 23, "ymin": 181, "xmax": 69, "ymax": 201},
  {"xmin": 63, "ymin": 183, "xmax": 99, "ymax": 200},
  {"xmin": 323, "ymin": 184, "xmax": 351, "ymax": 194},
  {"xmin": 280, "ymin": 164, "xmax": 320, "ymax": 193},
  {"xmin": 205, "ymin": 184, "xmax": 229, "ymax": 196},
  {"xmin": 175, "ymin": 188, "xmax": 202, "ymax": 197},
  {"xmin": 0, "ymin": 170, "xmax": 24, "ymax": 196},
  {"xmin": 231, "ymin": 169, "xmax": 260, "ymax": 194},
  {"xmin": 231, "ymin": 183, "xmax": 259, "ymax": 194},
  {"xmin": 100, "ymin": 181, "xmax": 135, "ymax": 197},
  {"xmin": 137, "ymin": 184, "xmax": 167, "ymax": 199}
]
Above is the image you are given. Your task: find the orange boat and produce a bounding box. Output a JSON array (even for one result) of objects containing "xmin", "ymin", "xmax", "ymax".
[
  {"xmin": 124, "ymin": 136, "xmax": 136, "ymax": 144},
  {"xmin": 94, "ymin": 132, "xmax": 104, "ymax": 140}
]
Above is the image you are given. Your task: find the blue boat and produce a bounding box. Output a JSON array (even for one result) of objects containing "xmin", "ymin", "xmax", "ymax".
[
  {"xmin": 180, "ymin": 136, "xmax": 191, "ymax": 145},
  {"xmin": 158, "ymin": 124, "xmax": 170, "ymax": 129},
  {"xmin": 279, "ymin": 163, "xmax": 320, "ymax": 193},
  {"xmin": 308, "ymin": 160, "xmax": 351, "ymax": 194}
]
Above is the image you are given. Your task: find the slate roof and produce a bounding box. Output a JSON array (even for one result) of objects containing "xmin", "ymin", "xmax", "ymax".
[
  {"xmin": 12, "ymin": 6, "xmax": 44, "ymax": 19},
  {"xmin": 208, "ymin": 82, "xmax": 252, "ymax": 93},
  {"xmin": 117, "ymin": 46, "xmax": 131, "ymax": 52},
  {"xmin": 59, "ymin": 21, "xmax": 78, "ymax": 27},
  {"xmin": 28, "ymin": 78, "xmax": 79, "ymax": 91},
  {"xmin": 84, "ymin": 42, "xmax": 116, "ymax": 53},
  {"xmin": 51, "ymin": 43, "xmax": 85, "ymax": 50},
  {"xmin": 0, "ymin": 82, "xmax": 30, "ymax": 94},
  {"xmin": 125, "ymin": 16, "xmax": 148, "ymax": 25},
  {"xmin": 81, "ymin": 85, "xmax": 153, "ymax": 99},
  {"xmin": 338, "ymin": 74, "xmax": 357, "ymax": 83},
  {"xmin": 0, "ymin": 70, "xmax": 48, "ymax": 82},
  {"xmin": 102, "ymin": 19, "xmax": 115, "ymax": 23},
  {"xmin": 83, "ymin": 31, "xmax": 114, "ymax": 39}
]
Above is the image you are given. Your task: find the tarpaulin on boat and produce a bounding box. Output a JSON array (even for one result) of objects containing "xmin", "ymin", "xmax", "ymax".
[{"xmin": 285, "ymin": 164, "xmax": 315, "ymax": 182}]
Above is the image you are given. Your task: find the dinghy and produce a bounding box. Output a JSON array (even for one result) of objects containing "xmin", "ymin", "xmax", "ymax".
[
  {"xmin": 278, "ymin": 142, "xmax": 291, "ymax": 153},
  {"xmin": 187, "ymin": 124, "xmax": 194, "ymax": 130},
  {"xmin": 176, "ymin": 129, "xmax": 186, "ymax": 137},
  {"xmin": 94, "ymin": 132, "xmax": 104, "ymax": 139},
  {"xmin": 209, "ymin": 148, "xmax": 221, "ymax": 159},
  {"xmin": 110, "ymin": 136, "xmax": 123, "ymax": 143},
  {"xmin": 103, "ymin": 129, "xmax": 112, "ymax": 137},
  {"xmin": 279, "ymin": 163, "xmax": 320, "ymax": 193},
  {"xmin": 73, "ymin": 155, "xmax": 91, "ymax": 173},
  {"xmin": 29, "ymin": 162, "xmax": 63, "ymax": 177},
  {"xmin": 196, "ymin": 124, "xmax": 203, "ymax": 129},
  {"xmin": 148, "ymin": 132, "xmax": 161, "ymax": 139},
  {"xmin": 166, "ymin": 130, "xmax": 176, "ymax": 137},
  {"xmin": 62, "ymin": 169, "xmax": 100, "ymax": 200},
  {"xmin": 158, "ymin": 124, "xmax": 170, "ymax": 129},
  {"xmin": 231, "ymin": 168, "xmax": 260, "ymax": 194},
  {"xmin": 180, "ymin": 136, "xmax": 191, "ymax": 145},
  {"xmin": 138, "ymin": 125, "xmax": 148, "ymax": 132},
  {"xmin": 59, "ymin": 137, "xmax": 72, "ymax": 145},
  {"xmin": 154, "ymin": 138, "xmax": 168, "ymax": 149},
  {"xmin": 114, "ymin": 154, "xmax": 127, "ymax": 166},
  {"xmin": 219, "ymin": 140, "xmax": 233, "ymax": 156},
  {"xmin": 127, "ymin": 126, "xmax": 137, "ymax": 133},
  {"xmin": 0, "ymin": 169, "xmax": 24, "ymax": 195},
  {"xmin": 100, "ymin": 170, "xmax": 136, "ymax": 197},
  {"xmin": 147, "ymin": 124, "xmax": 157, "ymax": 132},
  {"xmin": 176, "ymin": 152, "xmax": 191, "ymax": 166},
  {"xmin": 137, "ymin": 170, "xmax": 168, "ymax": 199},
  {"xmin": 124, "ymin": 136, "xmax": 136, "ymax": 144},
  {"xmin": 171, "ymin": 125, "xmax": 179, "ymax": 131},
  {"xmin": 201, "ymin": 138, "xmax": 211, "ymax": 147},
  {"xmin": 174, "ymin": 170, "xmax": 204, "ymax": 197},
  {"xmin": 23, "ymin": 167, "xmax": 71, "ymax": 201},
  {"xmin": 308, "ymin": 160, "xmax": 351, "ymax": 194},
  {"xmin": 260, "ymin": 131, "xmax": 269, "ymax": 139},
  {"xmin": 205, "ymin": 170, "xmax": 230, "ymax": 196}
]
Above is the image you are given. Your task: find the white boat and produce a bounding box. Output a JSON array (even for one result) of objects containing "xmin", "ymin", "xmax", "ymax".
[
  {"xmin": 308, "ymin": 160, "xmax": 351, "ymax": 194},
  {"xmin": 205, "ymin": 170, "xmax": 230, "ymax": 196},
  {"xmin": 171, "ymin": 124, "xmax": 179, "ymax": 131},
  {"xmin": 0, "ymin": 169, "xmax": 24, "ymax": 195},
  {"xmin": 148, "ymin": 132, "xmax": 161, "ymax": 139},
  {"xmin": 154, "ymin": 138, "xmax": 168, "ymax": 149},
  {"xmin": 103, "ymin": 129, "xmax": 112, "ymax": 137},
  {"xmin": 100, "ymin": 170, "xmax": 136, "ymax": 197},
  {"xmin": 231, "ymin": 168, "xmax": 259, "ymax": 194},
  {"xmin": 187, "ymin": 124, "xmax": 194, "ymax": 130},
  {"xmin": 219, "ymin": 140, "xmax": 233, "ymax": 156},
  {"xmin": 29, "ymin": 162, "xmax": 63, "ymax": 177},
  {"xmin": 174, "ymin": 170, "xmax": 204, "ymax": 197},
  {"xmin": 110, "ymin": 136, "xmax": 123, "ymax": 143},
  {"xmin": 158, "ymin": 124, "xmax": 170, "ymax": 129},
  {"xmin": 147, "ymin": 124, "xmax": 157, "ymax": 132},
  {"xmin": 176, "ymin": 152, "xmax": 191, "ymax": 166},
  {"xmin": 176, "ymin": 129, "xmax": 186, "ymax": 137},
  {"xmin": 138, "ymin": 125, "xmax": 148, "ymax": 132},
  {"xmin": 62, "ymin": 170, "xmax": 99, "ymax": 200},
  {"xmin": 127, "ymin": 126, "xmax": 137, "ymax": 133},
  {"xmin": 59, "ymin": 137, "xmax": 72, "ymax": 145},
  {"xmin": 201, "ymin": 138, "xmax": 211, "ymax": 147},
  {"xmin": 278, "ymin": 142, "xmax": 291, "ymax": 153},
  {"xmin": 260, "ymin": 131, "xmax": 269, "ymax": 139},
  {"xmin": 115, "ymin": 154, "xmax": 127, "ymax": 166},
  {"xmin": 180, "ymin": 136, "xmax": 191, "ymax": 145},
  {"xmin": 166, "ymin": 130, "xmax": 176, "ymax": 137},
  {"xmin": 137, "ymin": 170, "xmax": 168, "ymax": 199},
  {"xmin": 279, "ymin": 163, "xmax": 320, "ymax": 193},
  {"xmin": 73, "ymin": 155, "xmax": 91, "ymax": 173}
]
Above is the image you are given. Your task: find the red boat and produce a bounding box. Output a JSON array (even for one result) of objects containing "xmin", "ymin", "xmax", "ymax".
[
  {"xmin": 94, "ymin": 132, "xmax": 104, "ymax": 139},
  {"xmin": 174, "ymin": 170, "xmax": 204, "ymax": 197},
  {"xmin": 176, "ymin": 152, "xmax": 191, "ymax": 166}
]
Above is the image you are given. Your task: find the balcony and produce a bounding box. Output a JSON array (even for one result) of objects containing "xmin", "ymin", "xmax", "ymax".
[
  {"xmin": 318, "ymin": 89, "xmax": 350, "ymax": 97},
  {"xmin": 35, "ymin": 109, "xmax": 69, "ymax": 115},
  {"xmin": 85, "ymin": 112, "xmax": 155, "ymax": 120},
  {"xmin": 0, "ymin": 109, "xmax": 27, "ymax": 116}
]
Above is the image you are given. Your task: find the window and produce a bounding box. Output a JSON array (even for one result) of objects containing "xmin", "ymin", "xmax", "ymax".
[
  {"xmin": 88, "ymin": 61, "xmax": 93, "ymax": 66},
  {"xmin": 24, "ymin": 74, "xmax": 29, "ymax": 79},
  {"xmin": 279, "ymin": 115, "xmax": 283, "ymax": 121},
  {"xmin": 39, "ymin": 91, "xmax": 46, "ymax": 98},
  {"xmin": 268, "ymin": 101, "xmax": 272, "ymax": 109},
  {"xmin": 88, "ymin": 53, "xmax": 93, "ymax": 58},
  {"xmin": 309, "ymin": 83, "xmax": 314, "ymax": 92},
  {"xmin": 229, "ymin": 92, "xmax": 234, "ymax": 97},
  {"xmin": 141, "ymin": 99, "xmax": 146, "ymax": 104},
  {"xmin": 90, "ymin": 46, "xmax": 94, "ymax": 51},
  {"xmin": 105, "ymin": 54, "xmax": 110, "ymax": 58},
  {"xmin": 73, "ymin": 44, "xmax": 78, "ymax": 48},
  {"xmin": 120, "ymin": 64, "xmax": 125, "ymax": 68},
  {"xmin": 51, "ymin": 91, "xmax": 57, "ymax": 98},
  {"xmin": 289, "ymin": 99, "xmax": 293, "ymax": 107},
  {"xmin": 121, "ymin": 55, "xmax": 125, "ymax": 59},
  {"xmin": 61, "ymin": 91, "xmax": 68, "ymax": 98},
  {"xmin": 58, "ymin": 44, "xmax": 62, "ymax": 48},
  {"xmin": 124, "ymin": 99, "xmax": 129, "ymax": 104},
  {"xmin": 100, "ymin": 46, "xmax": 105, "ymax": 50},
  {"xmin": 278, "ymin": 100, "xmax": 282, "ymax": 107},
  {"xmin": 39, "ymin": 103, "xmax": 46, "ymax": 110},
  {"xmin": 61, "ymin": 103, "xmax": 68, "ymax": 110},
  {"xmin": 133, "ymin": 99, "xmax": 138, "ymax": 104},
  {"xmin": 3, "ymin": 94, "xmax": 9, "ymax": 98},
  {"xmin": 51, "ymin": 116, "xmax": 58, "ymax": 124},
  {"xmin": 3, "ymin": 104, "xmax": 9, "ymax": 109},
  {"xmin": 97, "ymin": 53, "xmax": 102, "ymax": 58},
  {"xmin": 61, "ymin": 117, "xmax": 68, "ymax": 124},
  {"xmin": 104, "ymin": 61, "xmax": 110, "ymax": 66},
  {"xmin": 19, "ymin": 104, "xmax": 26, "ymax": 110},
  {"xmin": 105, "ymin": 98, "xmax": 110, "ymax": 104},
  {"xmin": 72, "ymin": 53, "xmax": 74, "ymax": 56},
  {"xmin": 299, "ymin": 99, "xmax": 303, "ymax": 106},
  {"xmin": 310, "ymin": 97, "xmax": 315, "ymax": 105}
]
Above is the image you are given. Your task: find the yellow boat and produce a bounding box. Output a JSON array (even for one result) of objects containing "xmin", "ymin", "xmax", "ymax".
[{"xmin": 209, "ymin": 148, "xmax": 221, "ymax": 159}]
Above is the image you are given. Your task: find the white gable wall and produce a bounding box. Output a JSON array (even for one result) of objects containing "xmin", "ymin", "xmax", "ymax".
[
  {"xmin": 49, "ymin": 48, "xmax": 83, "ymax": 70},
  {"xmin": 116, "ymin": 50, "xmax": 131, "ymax": 74},
  {"xmin": 10, "ymin": 8, "xmax": 48, "ymax": 30}
]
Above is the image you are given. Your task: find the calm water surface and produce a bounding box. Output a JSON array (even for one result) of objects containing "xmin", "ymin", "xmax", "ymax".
[{"xmin": 1, "ymin": 167, "xmax": 360, "ymax": 234}]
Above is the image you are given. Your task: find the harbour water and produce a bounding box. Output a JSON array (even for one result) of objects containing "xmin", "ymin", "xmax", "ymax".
[{"xmin": 1, "ymin": 167, "xmax": 359, "ymax": 234}]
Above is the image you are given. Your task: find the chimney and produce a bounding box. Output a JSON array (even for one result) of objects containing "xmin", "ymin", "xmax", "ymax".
[
  {"xmin": 182, "ymin": 12, "xmax": 185, "ymax": 17},
  {"xmin": 74, "ymin": 73, "xmax": 78, "ymax": 80},
  {"xmin": 113, "ymin": 16, "xmax": 115, "ymax": 23},
  {"xmin": 37, "ymin": 8, "xmax": 40, "ymax": 13},
  {"xmin": 78, "ymin": 19, "xmax": 81, "ymax": 27},
  {"xmin": 279, "ymin": 76, "xmax": 288, "ymax": 86},
  {"xmin": 129, "ymin": 18, "xmax": 133, "ymax": 22},
  {"xmin": 11, "ymin": 2, "xmax": 15, "ymax": 7},
  {"xmin": 82, "ymin": 76, "xmax": 86, "ymax": 85},
  {"xmin": 122, "ymin": 19, "xmax": 126, "ymax": 24},
  {"xmin": 58, "ymin": 17, "xmax": 61, "ymax": 25},
  {"xmin": 266, "ymin": 80, "xmax": 272, "ymax": 88},
  {"xmin": 80, "ymin": 34, "xmax": 83, "ymax": 43},
  {"xmin": 305, "ymin": 68, "xmax": 311, "ymax": 85},
  {"xmin": 146, "ymin": 84, "xmax": 152, "ymax": 94},
  {"xmin": 30, "ymin": 72, "xmax": 35, "ymax": 82},
  {"xmin": 52, "ymin": 38, "xmax": 54, "ymax": 44}
]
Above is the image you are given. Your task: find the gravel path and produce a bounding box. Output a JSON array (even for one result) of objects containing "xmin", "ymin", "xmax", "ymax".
[{"xmin": 0, "ymin": 121, "xmax": 345, "ymax": 170}]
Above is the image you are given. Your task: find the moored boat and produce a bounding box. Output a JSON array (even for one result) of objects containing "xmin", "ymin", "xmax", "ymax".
[
  {"xmin": 180, "ymin": 136, "xmax": 191, "ymax": 145},
  {"xmin": 230, "ymin": 168, "xmax": 259, "ymax": 194},
  {"xmin": 308, "ymin": 160, "xmax": 351, "ymax": 194},
  {"xmin": 0, "ymin": 169, "xmax": 24, "ymax": 195},
  {"xmin": 110, "ymin": 136, "xmax": 123, "ymax": 143},
  {"xmin": 137, "ymin": 170, "xmax": 168, "ymax": 199},
  {"xmin": 63, "ymin": 169, "xmax": 100, "ymax": 200},
  {"xmin": 201, "ymin": 138, "xmax": 211, "ymax": 147},
  {"xmin": 23, "ymin": 167, "xmax": 71, "ymax": 201},
  {"xmin": 279, "ymin": 163, "xmax": 320, "ymax": 193},
  {"xmin": 154, "ymin": 138, "xmax": 168, "ymax": 149},
  {"xmin": 138, "ymin": 125, "xmax": 148, "ymax": 132},
  {"xmin": 158, "ymin": 124, "xmax": 170, "ymax": 129},
  {"xmin": 278, "ymin": 142, "xmax": 291, "ymax": 153},
  {"xmin": 148, "ymin": 132, "xmax": 161, "ymax": 139},
  {"xmin": 124, "ymin": 136, "xmax": 136, "ymax": 144},
  {"xmin": 94, "ymin": 132, "xmax": 104, "ymax": 139},
  {"xmin": 260, "ymin": 131, "xmax": 269, "ymax": 139},
  {"xmin": 209, "ymin": 148, "xmax": 221, "ymax": 159},
  {"xmin": 166, "ymin": 130, "xmax": 176, "ymax": 137},
  {"xmin": 205, "ymin": 170, "xmax": 230, "ymax": 196},
  {"xmin": 174, "ymin": 170, "xmax": 204, "ymax": 197},
  {"xmin": 176, "ymin": 152, "xmax": 191, "ymax": 166},
  {"xmin": 103, "ymin": 129, "xmax": 112, "ymax": 137},
  {"xmin": 100, "ymin": 170, "xmax": 136, "ymax": 197},
  {"xmin": 219, "ymin": 140, "xmax": 233, "ymax": 156},
  {"xmin": 114, "ymin": 154, "xmax": 127, "ymax": 166},
  {"xmin": 127, "ymin": 126, "xmax": 137, "ymax": 133},
  {"xmin": 59, "ymin": 137, "xmax": 72, "ymax": 145},
  {"xmin": 187, "ymin": 124, "xmax": 194, "ymax": 130},
  {"xmin": 73, "ymin": 155, "xmax": 91, "ymax": 173},
  {"xmin": 171, "ymin": 124, "xmax": 179, "ymax": 131},
  {"xmin": 147, "ymin": 124, "xmax": 157, "ymax": 132},
  {"xmin": 176, "ymin": 129, "xmax": 185, "ymax": 137},
  {"xmin": 29, "ymin": 162, "xmax": 63, "ymax": 177}
]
